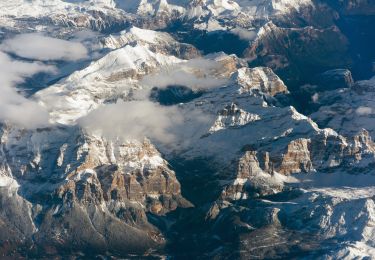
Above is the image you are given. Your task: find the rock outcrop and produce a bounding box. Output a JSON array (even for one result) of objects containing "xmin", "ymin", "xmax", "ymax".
[
  {"xmin": 234, "ymin": 67, "xmax": 289, "ymax": 96},
  {"xmin": 312, "ymin": 76, "xmax": 375, "ymax": 138}
]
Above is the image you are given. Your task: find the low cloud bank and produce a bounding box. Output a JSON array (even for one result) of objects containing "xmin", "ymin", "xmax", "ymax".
[
  {"xmin": 78, "ymin": 99, "xmax": 212, "ymax": 146},
  {"xmin": 0, "ymin": 32, "xmax": 92, "ymax": 128},
  {"xmin": 79, "ymin": 100, "xmax": 184, "ymax": 144},
  {"xmin": 0, "ymin": 33, "xmax": 88, "ymax": 61},
  {"xmin": 0, "ymin": 52, "xmax": 55, "ymax": 128}
]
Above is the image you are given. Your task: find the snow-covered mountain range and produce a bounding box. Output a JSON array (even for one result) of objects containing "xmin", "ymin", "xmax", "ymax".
[{"xmin": 1, "ymin": 0, "xmax": 375, "ymax": 258}]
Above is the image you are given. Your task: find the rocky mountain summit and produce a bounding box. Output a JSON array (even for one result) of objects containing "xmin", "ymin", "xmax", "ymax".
[{"xmin": 0, "ymin": 0, "xmax": 375, "ymax": 259}]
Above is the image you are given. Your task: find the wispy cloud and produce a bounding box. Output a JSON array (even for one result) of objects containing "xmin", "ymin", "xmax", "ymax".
[
  {"xmin": 0, "ymin": 52, "xmax": 55, "ymax": 128},
  {"xmin": 0, "ymin": 32, "xmax": 93, "ymax": 128},
  {"xmin": 230, "ymin": 27, "xmax": 257, "ymax": 41},
  {"xmin": 0, "ymin": 33, "xmax": 88, "ymax": 61}
]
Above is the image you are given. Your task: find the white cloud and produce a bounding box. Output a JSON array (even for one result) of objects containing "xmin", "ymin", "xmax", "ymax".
[
  {"xmin": 71, "ymin": 29, "xmax": 101, "ymax": 43},
  {"xmin": 78, "ymin": 100, "xmax": 184, "ymax": 144},
  {"xmin": 312, "ymin": 93, "xmax": 319, "ymax": 103},
  {"xmin": 0, "ymin": 33, "xmax": 92, "ymax": 128},
  {"xmin": 141, "ymin": 58, "xmax": 230, "ymax": 90},
  {"xmin": 78, "ymin": 99, "xmax": 212, "ymax": 146},
  {"xmin": 356, "ymin": 106, "xmax": 373, "ymax": 116},
  {"xmin": 0, "ymin": 52, "xmax": 55, "ymax": 128},
  {"xmin": 230, "ymin": 27, "xmax": 257, "ymax": 41},
  {"xmin": 0, "ymin": 33, "xmax": 88, "ymax": 61}
]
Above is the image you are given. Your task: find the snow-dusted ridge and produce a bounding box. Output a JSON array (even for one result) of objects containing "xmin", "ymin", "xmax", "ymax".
[{"xmin": 35, "ymin": 43, "xmax": 182, "ymax": 124}]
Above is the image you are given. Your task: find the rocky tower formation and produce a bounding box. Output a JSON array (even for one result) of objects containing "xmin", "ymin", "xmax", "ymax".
[
  {"xmin": 208, "ymin": 103, "xmax": 261, "ymax": 133},
  {"xmin": 220, "ymin": 129, "xmax": 375, "ymax": 201}
]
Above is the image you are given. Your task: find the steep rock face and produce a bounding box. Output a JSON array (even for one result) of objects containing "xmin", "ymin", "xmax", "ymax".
[
  {"xmin": 220, "ymin": 151, "xmax": 285, "ymax": 200},
  {"xmin": 0, "ymin": 124, "xmax": 191, "ymax": 254},
  {"xmin": 245, "ymin": 22, "xmax": 351, "ymax": 86},
  {"xmin": 273, "ymin": 129, "xmax": 375, "ymax": 174},
  {"xmin": 316, "ymin": 69, "xmax": 354, "ymax": 90},
  {"xmin": 276, "ymin": 138, "xmax": 314, "ymax": 174},
  {"xmin": 0, "ymin": 188, "xmax": 36, "ymax": 244},
  {"xmin": 59, "ymin": 135, "xmax": 191, "ymax": 215}
]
